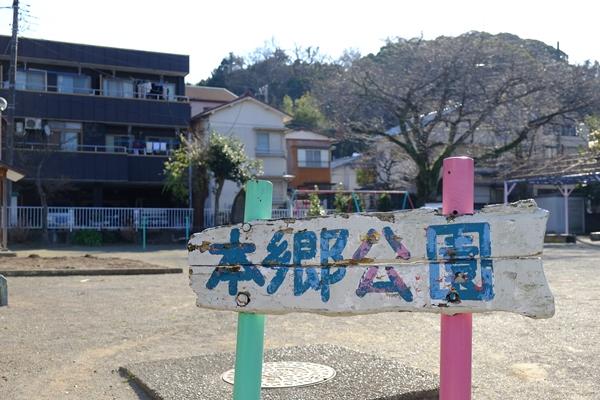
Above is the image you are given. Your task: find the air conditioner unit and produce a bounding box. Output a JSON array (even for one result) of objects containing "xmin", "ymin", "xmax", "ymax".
[
  {"xmin": 15, "ymin": 121, "xmax": 25, "ymax": 136},
  {"xmin": 25, "ymin": 118, "xmax": 42, "ymax": 130}
]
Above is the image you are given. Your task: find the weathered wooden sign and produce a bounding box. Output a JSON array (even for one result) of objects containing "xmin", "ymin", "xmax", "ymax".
[{"xmin": 189, "ymin": 200, "xmax": 554, "ymax": 318}]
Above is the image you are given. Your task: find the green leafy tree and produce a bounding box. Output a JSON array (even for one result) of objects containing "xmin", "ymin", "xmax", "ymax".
[
  {"xmin": 164, "ymin": 135, "xmax": 209, "ymax": 229},
  {"xmin": 205, "ymin": 133, "xmax": 263, "ymax": 221},
  {"xmin": 356, "ymin": 167, "xmax": 376, "ymax": 188},
  {"xmin": 283, "ymin": 93, "xmax": 328, "ymax": 130},
  {"xmin": 164, "ymin": 132, "xmax": 262, "ymax": 228},
  {"xmin": 200, "ymin": 45, "xmax": 341, "ymax": 107}
]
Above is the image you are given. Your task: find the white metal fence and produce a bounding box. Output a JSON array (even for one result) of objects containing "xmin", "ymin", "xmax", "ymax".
[{"xmin": 6, "ymin": 207, "xmax": 193, "ymax": 230}]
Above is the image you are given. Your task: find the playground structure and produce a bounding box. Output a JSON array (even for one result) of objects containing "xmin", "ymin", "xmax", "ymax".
[{"xmin": 290, "ymin": 189, "xmax": 415, "ymax": 215}]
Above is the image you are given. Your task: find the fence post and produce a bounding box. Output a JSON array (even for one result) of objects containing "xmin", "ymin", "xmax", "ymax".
[
  {"xmin": 142, "ymin": 216, "xmax": 147, "ymax": 250},
  {"xmin": 185, "ymin": 215, "xmax": 190, "ymax": 240},
  {"xmin": 0, "ymin": 275, "xmax": 7, "ymax": 306},
  {"xmin": 440, "ymin": 156, "xmax": 474, "ymax": 400},
  {"xmin": 232, "ymin": 180, "xmax": 272, "ymax": 400}
]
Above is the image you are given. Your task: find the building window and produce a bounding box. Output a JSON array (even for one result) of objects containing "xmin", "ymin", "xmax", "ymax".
[
  {"xmin": 560, "ymin": 124, "xmax": 577, "ymax": 137},
  {"xmin": 46, "ymin": 121, "xmax": 81, "ymax": 151},
  {"xmin": 103, "ymin": 78, "xmax": 134, "ymax": 98},
  {"xmin": 163, "ymin": 83, "xmax": 176, "ymax": 101},
  {"xmin": 16, "ymin": 69, "xmax": 47, "ymax": 91},
  {"xmin": 544, "ymin": 146, "xmax": 558, "ymax": 159},
  {"xmin": 57, "ymin": 74, "xmax": 92, "ymax": 94},
  {"xmin": 256, "ymin": 132, "xmax": 270, "ymax": 152},
  {"xmin": 137, "ymin": 81, "xmax": 176, "ymax": 100},
  {"xmin": 106, "ymin": 135, "xmax": 131, "ymax": 153},
  {"xmin": 61, "ymin": 131, "xmax": 79, "ymax": 151},
  {"xmin": 298, "ymin": 148, "xmax": 329, "ymax": 167}
]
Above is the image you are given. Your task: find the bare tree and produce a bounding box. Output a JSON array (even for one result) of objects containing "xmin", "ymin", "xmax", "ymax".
[{"xmin": 321, "ymin": 32, "xmax": 600, "ymax": 203}]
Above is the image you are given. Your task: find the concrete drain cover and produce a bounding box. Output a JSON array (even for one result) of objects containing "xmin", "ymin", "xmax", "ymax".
[{"xmin": 222, "ymin": 361, "xmax": 336, "ymax": 388}]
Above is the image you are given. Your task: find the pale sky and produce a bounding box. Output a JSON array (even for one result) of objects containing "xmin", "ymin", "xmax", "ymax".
[{"xmin": 0, "ymin": 0, "xmax": 598, "ymax": 84}]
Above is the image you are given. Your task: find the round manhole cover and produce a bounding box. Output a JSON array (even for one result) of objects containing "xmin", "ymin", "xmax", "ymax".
[{"xmin": 222, "ymin": 361, "xmax": 336, "ymax": 388}]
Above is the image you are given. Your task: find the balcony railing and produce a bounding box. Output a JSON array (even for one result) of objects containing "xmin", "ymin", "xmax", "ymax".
[
  {"xmin": 15, "ymin": 142, "xmax": 176, "ymax": 156},
  {"xmin": 255, "ymin": 147, "xmax": 285, "ymax": 157},
  {"xmin": 5, "ymin": 82, "xmax": 188, "ymax": 103},
  {"xmin": 298, "ymin": 160, "xmax": 329, "ymax": 168}
]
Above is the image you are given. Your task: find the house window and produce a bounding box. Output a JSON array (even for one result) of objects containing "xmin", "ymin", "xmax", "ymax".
[
  {"xmin": 16, "ymin": 69, "xmax": 47, "ymax": 91},
  {"xmin": 544, "ymin": 146, "xmax": 558, "ymax": 159},
  {"xmin": 298, "ymin": 149, "xmax": 329, "ymax": 167},
  {"xmin": 256, "ymin": 132, "xmax": 270, "ymax": 152},
  {"xmin": 103, "ymin": 78, "xmax": 134, "ymax": 98},
  {"xmin": 57, "ymin": 74, "xmax": 91, "ymax": 94},
  {"xmin": 560, "ymin": 124, "xmax": 577, "ymax": 137}
]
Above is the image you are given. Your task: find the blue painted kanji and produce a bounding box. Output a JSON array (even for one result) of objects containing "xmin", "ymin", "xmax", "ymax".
[
  {"xmin": 427, "ymin": 223, "xmax": 494, "ymax": 302},
  {"xmin": 293, "ymin": 229, "xmax": 346, "ymax": 302},
  {"xmin": 205, "ymin": 228, "xmax": 265, "ymax": 295},
  {"xmin": 262, "ymin": 230, "xmax": 291, "ymax": 294},
  {"xmin": 320, "ymin": 229, "xmax": 349, "ymax": 265}
]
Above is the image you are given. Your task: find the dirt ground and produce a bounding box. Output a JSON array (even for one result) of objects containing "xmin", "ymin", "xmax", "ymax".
[
  {"xmin": 0, "ymin": 243, "xmax": 598, "ymax": 399},
  {"xmin": 0, "ymin": 254, "xmax": 170, "ymax": 272}
]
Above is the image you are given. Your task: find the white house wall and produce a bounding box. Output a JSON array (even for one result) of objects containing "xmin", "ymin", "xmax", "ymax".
[
  {"xmin": 331, "ymin": 165, "xmax": 359, "ymax": 190},
  {"xmin": 262, "ymin": 158, "xmax": 287, "ymax": 175},
  {"xmin": 204, "ymin": 99, "xmax": 288, "ymax": 212}
]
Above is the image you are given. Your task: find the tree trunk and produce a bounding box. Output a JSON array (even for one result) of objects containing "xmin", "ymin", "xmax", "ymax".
[
  {"xmin": 214, "ymin": 178, "xmax": 224, "ymax": 226},
  {"xmin": 192, "ymin": 165, "xmax": 209, "ymax": 231},
  {"xmin": 414, "ymin": 167, "xmax": 441, "ymax": 206}
]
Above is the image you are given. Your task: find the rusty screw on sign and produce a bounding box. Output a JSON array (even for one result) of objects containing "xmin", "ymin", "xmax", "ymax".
[{"xmin": 440, "ymin": 156, "xmax": 474, "ymax": 400}]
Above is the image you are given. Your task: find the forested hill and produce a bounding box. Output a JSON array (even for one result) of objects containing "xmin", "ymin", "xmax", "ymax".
[
  {"xmin": 197, "ymin": 47, "xmax": 342, "ymax": 108},
  {"xmin": 196, "ymin": 31, "xmax": 571, "ymax": 108}
]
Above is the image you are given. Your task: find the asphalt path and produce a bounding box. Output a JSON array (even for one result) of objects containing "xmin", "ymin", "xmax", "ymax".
[{"xmin": 0, "ymin": 244, "xmax": 598, "ymax": 399}]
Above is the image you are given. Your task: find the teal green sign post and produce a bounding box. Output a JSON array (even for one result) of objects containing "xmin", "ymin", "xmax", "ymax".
[{"xmin": 232, "ymin": 180, "xmax": 272, "ymax": 400}]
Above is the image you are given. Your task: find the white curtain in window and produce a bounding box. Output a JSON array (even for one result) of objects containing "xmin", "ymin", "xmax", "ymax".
[
  {"xmin": 16, "ymin": 70, "xmax": 45, "ymax": 91},
  {"xmin": 58, "ymin": 75, "xmax": 91, "ymax": 94},
  {"xmin": 26, "ymin": 71, "xmax": 46, "ymax": 91},
  {"xmin": 103, "ymin": 78, "xmax": 134, "ymax": 97}
]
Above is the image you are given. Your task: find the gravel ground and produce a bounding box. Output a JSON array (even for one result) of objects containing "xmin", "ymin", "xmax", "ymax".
[
  {"xmin": 0, "ymin": 254, "xmax": 172, "ymax": 272},
  {"xmin": 0, "ymin": 244, "xmax": 598, "ymax": 399}
]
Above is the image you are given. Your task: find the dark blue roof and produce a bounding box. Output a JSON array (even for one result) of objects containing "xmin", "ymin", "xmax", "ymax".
[{"xmin": 0, "ymin": 35, "xmax": 188, "ymax": 75}]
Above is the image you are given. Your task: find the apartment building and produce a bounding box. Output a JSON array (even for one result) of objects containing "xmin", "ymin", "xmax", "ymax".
[{"xmin": 0, "ymin": 35, "xmax": 190, "ymax": 207}]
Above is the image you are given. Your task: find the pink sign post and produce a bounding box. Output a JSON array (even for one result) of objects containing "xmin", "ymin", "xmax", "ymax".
[{"xmin": 440, "ymin": 156, "xmax": 474, "ymax": 400}]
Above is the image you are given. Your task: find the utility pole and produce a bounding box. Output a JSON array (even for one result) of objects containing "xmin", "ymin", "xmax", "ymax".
[
  {"xmin": 7, "ymin": 0, "xmax": 19, "ymax": 166},
  {"xmin": 3, "ymin": 0, "xmax": 19, "ymax": 250}
]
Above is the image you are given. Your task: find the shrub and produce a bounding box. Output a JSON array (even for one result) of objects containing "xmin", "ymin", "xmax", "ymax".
[
  {"xmin": 9, "ymin": 227, "xmax": 30, "ymax": 244},
  {"xmin": 307, "ymin": 193, "xmax": 325, "ymax": 217},
  {"xmin": 72, "ymin": 230, "xmax": 102, "ymax": 246}
]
